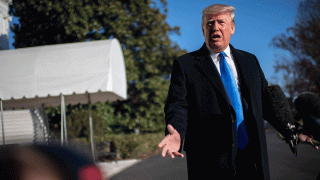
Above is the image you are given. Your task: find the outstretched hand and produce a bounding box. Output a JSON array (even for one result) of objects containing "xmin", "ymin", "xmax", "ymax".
[
  {"xmin": 299, "ymin": 133, "xmax": 319, "ymax": 150},
  {"xmin": 158, "ymin": 124, "xmax": 184, "ymax": 159}
]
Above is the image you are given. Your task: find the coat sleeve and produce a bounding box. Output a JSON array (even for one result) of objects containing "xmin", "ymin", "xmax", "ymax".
[{"xmin": 164, "ymin": 58, "xmax": 189, "ymax": 151}]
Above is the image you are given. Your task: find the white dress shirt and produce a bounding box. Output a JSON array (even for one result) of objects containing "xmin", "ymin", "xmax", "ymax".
[{"xmin": 206, "ymin": 45, "xmax": 240, "ymax": 90}]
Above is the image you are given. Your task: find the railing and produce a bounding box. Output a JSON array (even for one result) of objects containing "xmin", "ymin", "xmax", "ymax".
[{"xmin": 0, "ymin": 108, "xmax": 49, "ymax": 145}]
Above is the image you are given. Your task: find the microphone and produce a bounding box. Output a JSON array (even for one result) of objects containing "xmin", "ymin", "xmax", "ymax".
[
  {"xmin": 265, "ymin": 84, "xmax": 295, "ymax": 126},
  {"xmin": 294, "ymin": 92, "xmax": 320, "ymax": 142},
  {"xmin": 265, "ymin": 84, "xmax": 299, "ymax": 155}
]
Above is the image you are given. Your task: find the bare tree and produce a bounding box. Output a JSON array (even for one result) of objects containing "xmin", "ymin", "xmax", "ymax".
[{"xmin": 271, "ymin": 0, "xmax": 320, "ymax": 96}]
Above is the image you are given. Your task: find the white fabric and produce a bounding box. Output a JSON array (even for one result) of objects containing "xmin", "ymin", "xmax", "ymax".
[{"xmin": 0, "ymin": 39, "xmax": 127, "ymax": 109}]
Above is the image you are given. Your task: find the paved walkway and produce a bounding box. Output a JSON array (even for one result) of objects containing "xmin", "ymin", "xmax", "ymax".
[
  {"xmin": 98, "ymin": 159, "xmax": 141, "ymax": 179},
  {"xmin": 99, "ymin": 131, "xmax": 320, "ymax": 179}
]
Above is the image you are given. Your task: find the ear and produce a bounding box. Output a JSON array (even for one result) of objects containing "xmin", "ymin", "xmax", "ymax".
[
  {"xmin": 231, "ymin": 24, "xmax": 235, "ymax": 35},
  {"xmin": 202, "ymin": 26, "xmax": 205, "ymax": 37}
]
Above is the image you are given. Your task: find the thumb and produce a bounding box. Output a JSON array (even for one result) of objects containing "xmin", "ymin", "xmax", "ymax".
[{"xmin": 167, "ymin": 124, "xmax": 177, "ymax": 134}]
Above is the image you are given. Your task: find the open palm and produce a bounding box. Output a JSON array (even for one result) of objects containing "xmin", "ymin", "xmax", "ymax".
[{"xmin": 158, "ymin": 124, "xmax": 184, "ymax": 159}]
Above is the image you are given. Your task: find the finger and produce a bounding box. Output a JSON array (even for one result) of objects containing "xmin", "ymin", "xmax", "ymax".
[
  {"xmin": 173, "ymin": 151, "xmax": 184, "ymax": 158},
  {"xmin": 167, "ymin": 124, "xmax": 177, "ymax": 134},
  {"xmin": 307, "ymin": 137, "xmax": 319, "ymax": 150},
  {"xmin": 167, "ymin": 148, "xmax": 174, "ymax": 159},
  {"xmin": 309, "ymin": 140, "xmax": 319, "ymax": 150},
  {"xmin": 161, "ymin": 144, "xmax": 169, "ymax": 157},
  {"xmin": 158, "ymin": 140, "xmax": 164, "ymax": 149},
  {"xmin": 310, "ymin": 142, "xmax": 318, "ymax": 150},
  {"xmin": 158, "ymin": 136, "xmax": 169, "ymax": 149}
]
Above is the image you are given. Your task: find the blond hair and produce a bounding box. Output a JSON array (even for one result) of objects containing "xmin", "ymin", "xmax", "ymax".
[{"xmin": 202, "ymin": 4, "xmax": 235, "ymax": 27}]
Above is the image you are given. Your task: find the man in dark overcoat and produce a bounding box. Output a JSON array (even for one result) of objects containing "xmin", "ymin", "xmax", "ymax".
[{"xmin": 158, "ymin": 4, "xmax": 318, "ymax": 179}]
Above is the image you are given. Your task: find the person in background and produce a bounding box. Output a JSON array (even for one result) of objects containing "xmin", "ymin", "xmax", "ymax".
[{"xmin": 0, "ymin": 144, "xmax": 104, "ymax": 180}]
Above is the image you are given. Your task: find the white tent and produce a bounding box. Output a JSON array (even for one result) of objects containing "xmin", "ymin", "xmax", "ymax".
[
  {"xmin": 0, "ymin": 39, "xmax": 127, "ymax": 159},
  {"xmin": 0, "ymin": 39, "xmax": 127, "ymax": 108}
]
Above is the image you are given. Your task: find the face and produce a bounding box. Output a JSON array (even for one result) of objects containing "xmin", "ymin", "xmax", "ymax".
[{"xmin": 202, "ymin": 13, "xmax": 235, "ymax": 53}]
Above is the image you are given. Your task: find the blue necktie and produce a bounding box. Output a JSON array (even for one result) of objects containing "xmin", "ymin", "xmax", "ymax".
[{"xmin": 219, "ymin": 52, "xmax": 249, "ymax": 150}]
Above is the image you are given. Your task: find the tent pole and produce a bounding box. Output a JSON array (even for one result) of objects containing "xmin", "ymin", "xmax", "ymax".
[
  {"xmin": 0, "ymin": 101, "xmax": 5, "ymax": 145},
  {"xmin": 61, "ymin": 94, "xmax": 68, "ymax": 145},
  {"xmin": 61, "ymin": 95, "xmax": 64, "ymax": 145},
  {"xmin": 87, "ymin": 93, "xmax": 95, "ymax": 161},
  {"xmin": 63, "ymin": 96, "xmax": 68, "ymax": 145}
]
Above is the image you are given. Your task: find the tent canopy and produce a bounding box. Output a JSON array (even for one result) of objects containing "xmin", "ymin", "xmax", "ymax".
[{"xmin": 0, "ymin": 39, "xmax": 127, "ymax": 109}]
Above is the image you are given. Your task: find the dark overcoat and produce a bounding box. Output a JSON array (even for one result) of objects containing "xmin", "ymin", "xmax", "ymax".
[{"xmin": 164, "ymin": 43, "xmax": 288, "ymax": 179}]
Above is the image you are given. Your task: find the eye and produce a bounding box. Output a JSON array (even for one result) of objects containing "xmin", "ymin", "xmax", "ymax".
[
  {"xmin": 218, "ymin": 20, "xmax": 226, "ymax": 24},
  {"xmin": 207, "ymin": 21, "xmax": 213, "ymax": 27}
]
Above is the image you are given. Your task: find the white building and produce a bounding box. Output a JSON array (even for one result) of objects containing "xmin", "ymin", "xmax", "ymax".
[{"xmin": 0, "ymin": 0, "xmax": 11, "ymax": 50}]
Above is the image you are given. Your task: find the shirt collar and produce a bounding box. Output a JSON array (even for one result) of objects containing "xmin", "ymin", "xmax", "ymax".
[{"xmin": 206, "ymin": 45, "xmax": 232, "ymax": 60}]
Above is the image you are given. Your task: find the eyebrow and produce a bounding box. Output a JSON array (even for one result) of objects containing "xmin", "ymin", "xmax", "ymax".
[{"xmin": 207, "ymin": 18, "xmax": 226, "ymax": 22}]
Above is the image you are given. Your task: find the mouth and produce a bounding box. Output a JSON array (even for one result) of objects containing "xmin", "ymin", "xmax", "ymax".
[{"xmin": 211, "ymin": 34, "xmax": 221, "ymax": 41}]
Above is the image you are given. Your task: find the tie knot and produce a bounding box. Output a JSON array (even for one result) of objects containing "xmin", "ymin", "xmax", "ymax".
[{"xmin": 219, "ymin": 52, "xmax": 226, "ymax": 59}]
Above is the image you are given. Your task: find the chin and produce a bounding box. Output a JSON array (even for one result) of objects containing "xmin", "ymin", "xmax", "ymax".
[{"xmin": 209, "ymin": 45, "xmax": 223, "ymax": 52}]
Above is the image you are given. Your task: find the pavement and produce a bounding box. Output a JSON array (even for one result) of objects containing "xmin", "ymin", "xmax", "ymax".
[
  {"xmin": 98, "ymin": 159, "xmax": 142, "ymax": 179},
  {"xmin": 97, "ymin": 130, "xmax": 320, "ymax": 179}
]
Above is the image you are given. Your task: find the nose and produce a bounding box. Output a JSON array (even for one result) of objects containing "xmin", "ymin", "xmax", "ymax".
[{"xmin": 211, "ymin": 21, "xmax": 219, "ymax": 31}]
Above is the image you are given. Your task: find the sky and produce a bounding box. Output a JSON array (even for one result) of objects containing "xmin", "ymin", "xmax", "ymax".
[
  {"xmin": 9, "ymin": 0, "xmax": 302, "ymax": 84},
  {"xmin": 161, "ymin": 0, "xmax": 302, "ymax": 84}
]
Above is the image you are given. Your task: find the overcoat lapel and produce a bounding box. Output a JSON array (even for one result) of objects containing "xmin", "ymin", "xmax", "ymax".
[
  {"xmin": 194, "ymin": 44, "xmax": 233, "ymax": 108},
  {"xmin": 229, "ymin": 45, "xmax": 253, "ymax": 98},
  {"xmin": 194, "ymin": 43, "xmax": 255, "ymax": 112}
]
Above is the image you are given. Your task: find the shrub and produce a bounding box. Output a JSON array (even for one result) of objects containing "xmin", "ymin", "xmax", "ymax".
[{"xmin": 98, "ymin": 132, "xmax": 164, "ymax": 160}]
